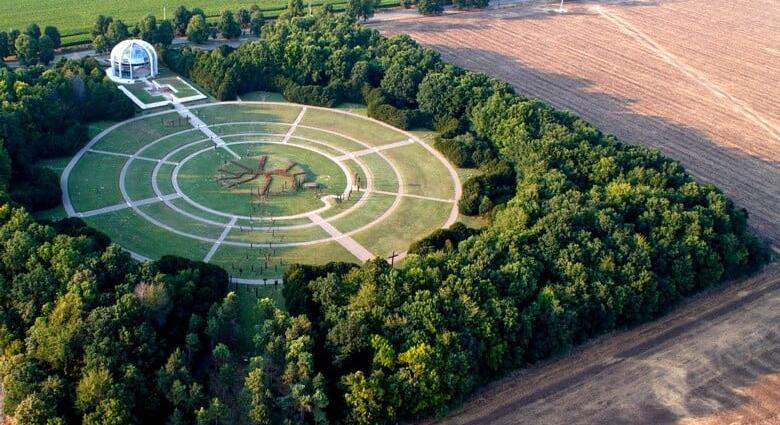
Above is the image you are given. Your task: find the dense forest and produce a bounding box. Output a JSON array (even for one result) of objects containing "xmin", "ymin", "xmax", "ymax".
[{"xmin": 0, "ymin": 8, "xmax": 770, "ymax": 425}]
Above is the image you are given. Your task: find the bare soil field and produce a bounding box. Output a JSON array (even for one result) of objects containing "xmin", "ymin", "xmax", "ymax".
[
  {"xmin": 372, "ymin": 1, "xmax": 780, "ymax": 423},
  {"xmin": 373, "ymin": 0, "xmax": 780, "ymax": 245}
]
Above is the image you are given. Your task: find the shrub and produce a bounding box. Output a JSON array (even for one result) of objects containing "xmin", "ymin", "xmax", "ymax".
[
  {"xmin": 408, "ymin": 223, "xmax": 478, "ymax": 255},
  {"xmin": 434, "ymin": 133, "xmax": 495, "ymax": 168}
]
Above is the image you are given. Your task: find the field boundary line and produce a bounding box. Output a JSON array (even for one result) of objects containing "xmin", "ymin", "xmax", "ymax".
[
  {"xmin": 594, "ymin": 5, "xmax": 780, "ymax": 142},
  {"xmin": 204, "ymin": 217, "xmax": 238, "ymax": 263},
  {"xmin": 173, "ymin": 102, "xmax": 242, "ymax": 159}
]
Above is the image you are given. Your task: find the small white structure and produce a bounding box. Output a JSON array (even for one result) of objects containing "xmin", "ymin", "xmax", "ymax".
[{"xmin": 106, "ymin": 39, "xmax": 158, "ymax": 83}]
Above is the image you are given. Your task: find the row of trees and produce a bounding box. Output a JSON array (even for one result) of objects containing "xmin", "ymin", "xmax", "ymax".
[
  {"xmin": 0, "ymin": 23, "xmax": 62, "ymax": 65},
  {"xmin": 92, "ymin": 14, "xmax": 173, "ymax": 53}
]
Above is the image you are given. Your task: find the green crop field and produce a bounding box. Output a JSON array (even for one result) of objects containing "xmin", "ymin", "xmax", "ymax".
[
  {"xmin": 63, "ymin": 100, "xmax": 460, "ymax": 282},
  {"xmin": 1, "ymin": 0, "xmax": 402, "ymax": 46}
]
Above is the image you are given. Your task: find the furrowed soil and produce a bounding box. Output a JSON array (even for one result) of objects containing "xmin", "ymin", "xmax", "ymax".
[{"xmin": 372, "ymin": 0, "xmax": 780, "ymax": 423}]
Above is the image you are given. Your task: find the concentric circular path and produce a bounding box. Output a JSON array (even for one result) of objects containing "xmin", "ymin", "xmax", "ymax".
[{"xmin": 62, "ymin": 101, "xmax": 462, "ymax": 283}]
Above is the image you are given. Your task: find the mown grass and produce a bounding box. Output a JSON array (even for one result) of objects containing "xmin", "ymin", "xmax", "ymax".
[
  {"xmin": 300, "ymin": 108, "xmax": 407, "ymax": 146},
  {"xmin": 68, "ymin": 151, "xmax": 125, "ymax": 212}
]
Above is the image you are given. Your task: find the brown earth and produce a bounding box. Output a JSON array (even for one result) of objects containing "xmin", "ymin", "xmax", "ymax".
[
  {"xmin": 372, "ymin": 1, "xmax": 780, "ymax": 423},
  {"xmin": 372, "ymin": 0, "xmax": 780, "ymax": 245}
]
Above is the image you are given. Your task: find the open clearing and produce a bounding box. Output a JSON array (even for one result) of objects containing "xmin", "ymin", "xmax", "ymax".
[
  {"xmin": 62, "ymin": 102, "xmax": 460, "ymax": 283},
  {"xmin": 372, "ymin": 0, "xmax": 780, "ymax": 423}
]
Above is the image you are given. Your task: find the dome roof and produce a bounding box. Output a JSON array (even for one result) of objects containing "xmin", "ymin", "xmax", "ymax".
[{"xmin": 111, "ymin": 39, "xmax": 155, "ymax": 65}]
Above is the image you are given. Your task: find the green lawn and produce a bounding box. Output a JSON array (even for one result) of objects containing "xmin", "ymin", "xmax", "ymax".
[
  {"xmin": 300, "ymin": 108, "xmax": 407, "ymax": 146},
  {"xmin": 83, "ymin": 209, "xmax": 214, "ymax": 259},
  {"xmin": 175, "ymin": 143, "xmax": 347, "ymax": 217},
  {"xmin": 352, "ymin": 197, "xmax": 452, "ymax": 258},
  {"xmin": 239, "ymin": 91, "xmax": 287, "ymax": 102},
  {"xmin": 69, "ymin": 152, "xmax": 125, "ymax": 212},
  {"xmin": 93, "ymin": 112, "xmax": 183, "ymax": 154},
  {"xmin": 381, "ymin": 143, "xmax": 456, "ymax": 200},
  {"xmin": 66, "ymin": 102, "xmax": 458, "ymax": 279},
  {"xmin": 193, "ymin": 103, "xmax": 302, "ymax": 126},
  {"xmin": 121, "ymin": 83, "xmax": 165, "ymax": 104}
]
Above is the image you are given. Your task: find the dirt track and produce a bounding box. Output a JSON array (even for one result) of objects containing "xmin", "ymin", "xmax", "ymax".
[
  {"xmin": 373, "ymin": 0, "xmax": 780, "ymax": 245},
  {"xmin": 372, "ymin": 1, "xmax": 780, "ymax": 423}
]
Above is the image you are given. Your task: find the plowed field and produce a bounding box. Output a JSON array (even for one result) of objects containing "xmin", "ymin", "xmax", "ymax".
[{"xmin": 373, "ymin": 0, "xmax": 780, "ymax": 244}]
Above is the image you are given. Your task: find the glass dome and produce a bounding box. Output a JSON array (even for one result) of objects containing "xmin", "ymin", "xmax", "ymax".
[{"xmin": 107, "ymin": 39, "xmax": 158, "ymax": 82}]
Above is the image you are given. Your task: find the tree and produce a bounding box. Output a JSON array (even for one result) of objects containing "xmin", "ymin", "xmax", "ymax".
[
  {"xmin": 43, "ymin": 26, "xmax": 61, "ymax": 48},
  {"xmin": 249, "ymin": 11, "xmax": 265, "ymax": 37},
  {"xmin": 172, "ymin": 6, "xmax": 193, "ymax": 36},
  {"xmin": 26, "ymin": 23, "xmax": 41, "ymax": 40},
  {"xmin": 347, "ymin": 0, "xmax": 380, "ymax": 21},
  {"xmin": 91, "ymin": 15, "xmax": 113, "ymax": 38},
  {"xmin": 219, "ymin": 11, "xmax": 242, "ymax": 39},
  {"xmin": 105, "ymin": 19, "xmax": 130, "ymax": 45},
  {"xmin": 416, "ymin": 0, "xmax": 444, "ymax": 15},
  {"xmin": 37, "ymin": 35, "xmax": 55, "ymax": 65},
  {"xmin": 0, "ymin": 32, "xmax": 9, "ymax": 60},
  {"xmin": 186, "ymin": 15, "xmax": 209, "ymax": 44},
  {"xmin": 14, "ymin": 33, "xmax": 39, "ymax": 65},
  {"xmin": 157, "ymin": 20, "xmax": 175, "ymax": 46},
  {"xmin": 237, "ymin": 9, "xmax": 252, "ymax": 29},
  {"xmin": 136, "ymin": 15, "xmax": 158, "ymax": 44}
]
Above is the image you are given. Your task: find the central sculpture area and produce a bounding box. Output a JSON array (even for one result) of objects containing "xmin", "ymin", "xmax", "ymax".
[{"xmin": 216, "ymin": 155, "xmax": 309, "ymax": 200}]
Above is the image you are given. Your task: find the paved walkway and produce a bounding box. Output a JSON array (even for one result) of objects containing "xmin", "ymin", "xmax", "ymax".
[
  {"xmin": 282, "ymin": 107, "xmax": 308, "ymax": 143},
  {"xmin": 369, "ymin": 189, "xmax": 455, "ymax": 203},
  {"xmin": 204, "ymin": 217, "xmax": 238, "ymax": 262},
  {"xmin": 78, "ymin": 193, "xmax": 182, "ymax": 218},
  {"xmin": 173, "ymin": 102, "xmax": 241, "ymax": 159},
  {"xmin": 308, "ymin": 212, "xmax": 375, "ymax": 262},
  {"xmin": 333, "ymin": 139, "xmax": 415, "ymax": 161}
]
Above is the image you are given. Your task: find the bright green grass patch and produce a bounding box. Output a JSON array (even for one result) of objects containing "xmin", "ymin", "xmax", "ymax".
[
  {"xmin": 292, "ymin": 127, "xmax": 365, "ymax": 153},
  {"xmin": 193, "ymin": 103, "xmax": 302, "ymax": 126},
  {"xmin": 138, "ymin": 203, "xmax": 225, "ymax": 240},
  {"xmin": 138, "ymin": 130, "xmax": 203, "ymax": 159},
  {"xmin": 352, "ymin": 197, "xmax": 451, "ymax": 258},
  {"xmin": 300, "ymin": 109, "xmax": 407, "ymax": 146},
  {"xmin": 382, "ymin": 143, "xmax": 456, "ymax": 200},
  {"xmin": 288, "ymin": 140, "xmax": 344, "ymax": 158},
  {"xmin": 211, "ymin": 123, "xmax": 290, "ymax": 137},
  {"xmin": 176, "ymin": 144, "xmax": 346, "ymax": 217},
  {"xmin": 124, "ymin": 160, "xmax": 157, "ymax": 200},
  {"xmin": 224, "ymin": 223, "xmax": 329, "ymax": 244},
  {"xmin": 240, "ymin": 91, "xmax": 287, "ymax": 102},
  {"xmin": 234, "ymin": 216, "xmax": 312, "ymax": 228},
  {"xmin": 94, "ymin": 113, "xmax": 183, "ymax": 154},
  {"xmin": 208, "ymin": 241, "xmax": 358, "ymax": 279},
  {"xmin": 83, "ymin": 209, "xmax": 213, "ymax": 260},
  {"xmin": 328, "ymin": 192, "xmax": 396, "ymax": 234},
  {"xmin": 358, "ymin": 153, "xmax": 399, "ymax": 193},
  {"xmin": 69, "ymin": 152, "xmax": 125, "ymax": 212}
]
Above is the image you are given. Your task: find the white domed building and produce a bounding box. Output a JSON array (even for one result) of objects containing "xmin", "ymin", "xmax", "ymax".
[{"xmin": 106, "ymin": 39, "xmax": 158, "ymax": 83}]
